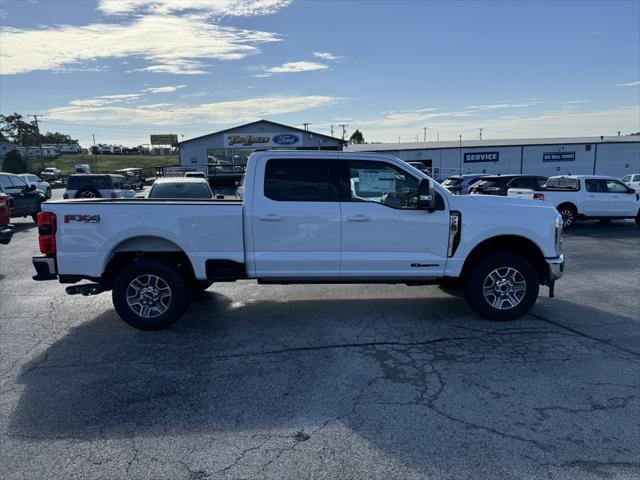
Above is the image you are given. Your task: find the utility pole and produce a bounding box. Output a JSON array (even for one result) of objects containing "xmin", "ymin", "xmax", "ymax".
[
  {"xmin": 437, "ymin": 132, "xmax": 440, "ymax": 142},
  {"xmin": 28, "ymin": 114, "xmax": 44, "ymax": 171},
  {"xmin": 459, "ymin": 134, "xmax": 463, "ymax": 175},
  {"xmin": 423, "ymin": 126, "xmax": 427, "ymax": 142},
  {"xmin": 478, "ymin": 128, "xmax": 484, "ymax": 140},
  {"xmin": 303, "ymin": 123, "xmax": 310, "ymax": 131},
  {"xmin": 330, "ymin": 125, "xmax": 334, "ymax": 137},
  {"xmin": 92, "ymin": 134, "xmax": 98, "ymax": 169},
  {"xmin": 339, "ymin": 124, "xmax": 348, "ymax": 141}
]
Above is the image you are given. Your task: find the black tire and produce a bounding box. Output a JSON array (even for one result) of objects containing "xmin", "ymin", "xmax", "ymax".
[
  {"xmin": 112, "ymin": 259, "xmax": 189, "ymax": 330},
  {"xmin": 75, "ymin": 187, "xmax": 101, "ymax": 199},
  {"xmin": 464, "ymin": 252, "xmax": 539, "ymax": 321},
  {"xmin": 557, "ymin": 204, "xmax": 577, "ymax": 229},
  {"xmin": 45, "ymin": 187, "xmax": 52, "ymax": 199}
]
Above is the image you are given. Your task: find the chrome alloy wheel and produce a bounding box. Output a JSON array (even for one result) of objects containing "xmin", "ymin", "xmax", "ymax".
[
  {"xmin": 126, "ymin": 274, "xmax": 172, "ymax": 318},
  {"xmin": 482, "ymin": 267, "xmax": 527, "ymax": 310},
  {"xmin": 560, "ymin": 208, "xmax": 574, "ymax": 228}
]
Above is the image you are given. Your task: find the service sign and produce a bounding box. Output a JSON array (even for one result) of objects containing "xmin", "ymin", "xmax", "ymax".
[
  {"xmin": 543, "ymin": 151, "xmax": 576, "ymax": 162},
  {"xmin": 224, "ymin": 133, "xmax": 301, "ymax": 148},
  {"xmin": 464, "ymin": 152, "xmax": 499, "ymax": 163}
]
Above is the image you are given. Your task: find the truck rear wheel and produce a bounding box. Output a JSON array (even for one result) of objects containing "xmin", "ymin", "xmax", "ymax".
[
  {"xmin": 464, "ymin": 253, "xmax": 539, "ymax": 321},
  {"xmin": 557, "ymin": 204, "xmax": 577, "ymax": 229},
  {"xmin": 112, "ymin": 260, "xmax": 189, "ymax": 330}
]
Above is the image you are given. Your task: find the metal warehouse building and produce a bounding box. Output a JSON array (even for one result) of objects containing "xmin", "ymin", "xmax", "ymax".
[{"xmin": 346, "ymin": 136, "xmax": 640, "ymax": 180}]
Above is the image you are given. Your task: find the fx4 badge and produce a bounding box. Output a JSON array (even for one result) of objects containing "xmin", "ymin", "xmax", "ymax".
[{"xmin": 64, "ymin": 214, "xmax": 101, "ymax": 224}]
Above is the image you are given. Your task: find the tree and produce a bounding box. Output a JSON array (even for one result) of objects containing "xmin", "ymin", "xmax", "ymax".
[
  {"xmin": 2, "ymin": 149, "xmax": 28, "ymax": 173},
  {"xmin": 0, "ymin": 112, "xmax": 77, "ymax": 145},
  {"xmin": 349, "ymin": 129, "xmax": 365, "ymax": 144}
]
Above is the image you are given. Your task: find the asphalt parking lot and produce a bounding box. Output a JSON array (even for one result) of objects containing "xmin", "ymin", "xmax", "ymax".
[{"xmin": 1, "ymin": 211, "xmax": 639, "ymax": 479}]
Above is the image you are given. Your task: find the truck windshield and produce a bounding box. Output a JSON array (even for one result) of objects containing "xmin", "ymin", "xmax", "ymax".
[{"xmin": 442, "ymin": 178, "xmax": 462, "ymax": 186}]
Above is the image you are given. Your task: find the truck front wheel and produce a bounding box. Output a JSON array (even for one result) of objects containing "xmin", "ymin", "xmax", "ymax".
[
  {"xmin": 112, "ymin": 260, "xmax": 189, "ymax": 330},
  {"xmin": 464, "ymin": 253, "xmax": 539, "ymax": 321}
]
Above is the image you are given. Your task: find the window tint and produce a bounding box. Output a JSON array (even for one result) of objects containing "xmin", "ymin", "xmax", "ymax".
[
  {"xmin": 149, "ymin": 182, "xmax": 213, "ymax": 199},
  {"xmin": 67, "ymin": 175, "xmax": 112, "ymax": 190},
  {"xmin": 622, "ymin": 175, "xmax": 632, "ymax": 182},
  {"xmin": 585, "ymin": 179, "xmax": 607, "ymax": 193},
  {"xmin": 9, "ymin": 175, "xmax": 27, "ymax": 188},
  {"xmin": 606, "ymin": 180, "xmax": 629, "ymax": 193},
  {"xmin": 264, "ymin": 158, "xmax": 335, "ymax": 202},
  {"xmin": 0, "ymin": 175, "xmax": 12, "ymax": 190},
  {"xmin": 347, "ymin": 160, "xmax": 420, "ymax": 209},
  {"xmin": 545, "ymin": 177, "xmax": 580, "ymax": 190},
  {"xmin": 633, "ymin": 175, "xmax": 640, "ymax": 182},
  {"xmin": 508, "ymin": 178, "xmax": 531, "ymax": 188}
]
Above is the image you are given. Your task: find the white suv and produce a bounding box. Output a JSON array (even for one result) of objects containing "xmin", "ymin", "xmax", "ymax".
[{"xmin": 621, "ymin": 174, "xmax": 640, "ymax": 190}]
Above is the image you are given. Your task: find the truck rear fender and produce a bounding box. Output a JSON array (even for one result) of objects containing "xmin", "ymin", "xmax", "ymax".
[{"xmin": 102, "ymin": 236, "xmax": 196, "ymax": 285}]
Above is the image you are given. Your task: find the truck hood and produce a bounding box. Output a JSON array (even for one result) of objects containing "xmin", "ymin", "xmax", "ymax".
[{"xmin": 447, "ymin": 192, "xmax": 558, "ymax": 214}]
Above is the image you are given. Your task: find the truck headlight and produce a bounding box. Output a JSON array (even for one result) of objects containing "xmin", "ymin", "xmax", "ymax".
[{"xmin": 555, "ymin": 214, "xmax": 563, "ymax": 255}]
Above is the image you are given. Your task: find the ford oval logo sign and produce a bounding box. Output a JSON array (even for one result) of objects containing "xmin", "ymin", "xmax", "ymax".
[{"xmin": 272, "ymin": 134, "xmax": 300, "ymax": 145}]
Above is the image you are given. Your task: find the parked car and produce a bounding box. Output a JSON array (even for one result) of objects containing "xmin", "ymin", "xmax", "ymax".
[
  {"xmin": 507, "ymin": 175, "xmax": 640, "ymax": 228},
  {"xmin": 0, "ymin": 172, "xmax": 46, "ymax": 222},
  {"xmin": 442, "ymin": 174, "xmax": 489, "ymax": 195},
  {"xmin": 621, "ymin": 173, "xmax": 640, "ymax": 190},
  {"xmin": 40, "ymin": 167, "xmax": 62, "ymax": 182},
  {"xmin": 114, "ymin": 168, "xmax": 145, "ymax": 190},
  {"xmin": 470, "ymin": 175, "xmax": 548, "ymax": 196},
  {"xmin": 148, "ymin": 177, "xmax": 214, "ymax": 199},
  {"xmin": 0, "ymin": 193, "xmax": 14, "ymax": 245},
  {"xmin": 33, "ymin": 151, "xmax": 564, "ymax": 330},
  {"xmin": 74, "ymin": 164, "xmax": 92, "ymax": 174},
  {"xmin": 18, "ymin": 173, "xmax": 52, "ymax": 199},
  {"xmin": 63, "ymin": 174, "xmax": 136, "ymax": 199}
]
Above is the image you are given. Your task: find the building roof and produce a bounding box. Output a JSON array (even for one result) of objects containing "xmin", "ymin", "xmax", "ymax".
[
  {"xmin": 178, "ymin": 119, "xmax": 346, "ymax": 146},
  {"xmin": 346, "ymin": 135, "xmax": 640, "ymax": 152}
]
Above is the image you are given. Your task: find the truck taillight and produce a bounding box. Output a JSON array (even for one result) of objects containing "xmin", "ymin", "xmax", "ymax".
[
  {"xmin": 37, "ymin": 211, "xmax": 57, "ymax": 254},
  {"xmin": 0, "ymin": 196, "xmax": 7, "ymax": 208},
  {"xmin": 533, "ymin": 193, "xmax": 545, "ymax": 201}
]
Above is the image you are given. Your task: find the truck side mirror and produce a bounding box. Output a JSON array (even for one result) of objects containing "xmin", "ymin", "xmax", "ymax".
[{"xmin": 417, "ymin": 178, "xmax": 436, "ymax": 211}]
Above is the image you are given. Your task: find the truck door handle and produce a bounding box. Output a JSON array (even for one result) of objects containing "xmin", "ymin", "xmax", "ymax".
[
  {"xmin": 347, "ymin": 215, "xmax": 371, "ymax": 222},
  {"xmin": 259, "ymin": 214, "xmax": 283, "ymax": 221}
]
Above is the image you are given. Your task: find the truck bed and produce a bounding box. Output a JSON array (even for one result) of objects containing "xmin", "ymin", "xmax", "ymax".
[{"xmin": 42, "ymin": 199, "xmax": 245, "ymax": 280}]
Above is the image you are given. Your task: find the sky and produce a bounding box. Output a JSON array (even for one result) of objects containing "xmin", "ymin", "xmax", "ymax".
[{"xmin": 0, "ymin": 0, "xmax": 639, "ymax": 147}]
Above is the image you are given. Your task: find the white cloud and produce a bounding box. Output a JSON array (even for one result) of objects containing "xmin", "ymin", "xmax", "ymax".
[
  {"xmin": 98, "ymin": 0, "xmax": 292, "ymax": 17},
  {"xmin": 312, "ymin": 52, "xmax": 343, "ymax": 61},
  {"xmin": 0, "ymin": 15, "xmax": 281, "ymax": 75},
  {"xmin": 561, "ymin": 100, "xmax": 590, "ymax": 104},
  {"xmin": 69, "ymin": 93, "xmax": 143, "ymax": 107},
  {"xmin": 262, "ymin": 61, "xmax": 328, "ymax": 75},
  {"xmin": 350, "ymin": 107, "xmax": 640, "ymax": 143},
  {"xmin": 47, "ymin": 95, "xmax": 339, "ymax": 125},
  {"xmin": 616, "ymin": 80, "xmax": 640, "ymax": 87},
  {"xmin": 465, "ymin": 101, "xmax": 544, "ymax": 111},
  {"xmin": 143, "ymin": 85, "xmax": 187, "ymax": 93}
]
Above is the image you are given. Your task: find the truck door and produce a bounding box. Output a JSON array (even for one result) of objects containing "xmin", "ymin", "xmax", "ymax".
[
  {"xmin": 583, "ymin": 179, "xmax": 609, "ymax": 216},
  {"xmin": 251, "ymin": 157, "xmax": 341, "ymax": 277},
  {"xmin": 606, "ymin": 179, "xmax": 638, "ymax": 216},
  {"xmin": 337, "ymin": 159, "xmax": 449, "ymax": 277}
]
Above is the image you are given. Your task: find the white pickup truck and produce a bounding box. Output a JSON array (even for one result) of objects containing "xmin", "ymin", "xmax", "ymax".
[
  {"xmin": 32, "ymin": 151, "xmax": 564, "ymax": 330},
  {"xmin": 508, "ymin": 175, "xmax": 640, "ymax": 228}
]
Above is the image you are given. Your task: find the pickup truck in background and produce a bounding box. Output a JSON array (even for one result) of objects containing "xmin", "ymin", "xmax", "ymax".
[
  {"xmin": 32, "ymin": 151, "xmax": 564, "ymax": 330},
  {"xmin": 0, "ymin": 193, "xmax": 14, "ymax": 245},
  {"xmin": 508, "ymin": 175, "xmax": 640, "ymax": 228}
]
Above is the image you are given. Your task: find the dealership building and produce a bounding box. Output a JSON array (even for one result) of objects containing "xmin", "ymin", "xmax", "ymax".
[
  {"xmin": 178, "ymin": 120, "xmax": 639, "ymax": 180},
  {"xmin": 347, "ymin": 135, "xmax": 640, "ymax": 179}
]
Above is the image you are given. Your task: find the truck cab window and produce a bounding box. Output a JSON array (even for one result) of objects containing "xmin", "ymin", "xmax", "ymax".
[
  {"xmin": 264, "ymin": 158, "xmax": 336, "ymax": 201},
  {"xmin": 347, "ymin": 160, "xmax": 419, "ymax": 209}
]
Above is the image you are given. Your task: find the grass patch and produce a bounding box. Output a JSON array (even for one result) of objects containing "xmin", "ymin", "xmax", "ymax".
[{"xmin": 26, "ymin": 154, "xmax": 179, "ymax": 175}]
